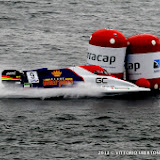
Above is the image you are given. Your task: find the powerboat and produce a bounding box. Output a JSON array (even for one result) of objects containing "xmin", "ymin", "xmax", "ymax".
[{"xmin": 1, "ymin": 65, "xmax": 150, "ymax": 95}]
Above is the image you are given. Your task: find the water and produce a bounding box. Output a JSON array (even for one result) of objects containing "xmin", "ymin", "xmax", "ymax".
[{"xmin": 0, "ymin": 0, "xmax": 160, "ymax": 159}]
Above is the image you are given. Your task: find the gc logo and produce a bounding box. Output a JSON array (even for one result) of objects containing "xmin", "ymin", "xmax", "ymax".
[{"xmin": 96, "ymin": 78, "xmax": 108, "ymax": 83}]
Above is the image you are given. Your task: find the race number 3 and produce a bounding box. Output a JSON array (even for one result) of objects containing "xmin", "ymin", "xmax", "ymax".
[{"xmin": 26, "ymin": 71, "xmax": 39, "ymax": 83}]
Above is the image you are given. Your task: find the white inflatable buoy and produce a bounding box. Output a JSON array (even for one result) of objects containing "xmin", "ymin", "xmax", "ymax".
[
  {"xmin": 87, "ymin": 29, "xmax": 127, "ymax": 79},
  {"xmin": 126, "ymin": 34, "xmax": 160, "ymax": 89}
]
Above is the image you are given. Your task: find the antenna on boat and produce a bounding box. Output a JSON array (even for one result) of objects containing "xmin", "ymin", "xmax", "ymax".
[{"xmin": 72, "ymin": 64, "xmax": 75, "ymax": 71}]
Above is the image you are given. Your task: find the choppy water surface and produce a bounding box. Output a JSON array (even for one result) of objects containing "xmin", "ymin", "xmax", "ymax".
[{"xmin": 0, "ymin": 0, "xmax": 160, "ymax": 159}]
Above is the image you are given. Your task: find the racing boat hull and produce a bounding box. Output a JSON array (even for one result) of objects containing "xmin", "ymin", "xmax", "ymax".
[{"xmin": 1, "ymin": 65, "xmax": 150, "ymax": 95}]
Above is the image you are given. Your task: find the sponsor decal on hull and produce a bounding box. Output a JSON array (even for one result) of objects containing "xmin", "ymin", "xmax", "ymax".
[
  {"xmin": 43, "ymin": 78, "xmax": 73, "ymax": 87},
  {"xmin": 51, "ymin": 70, "xmax": 62, "ymax": 77},
  {"xmin": 96, "ymin": 78, "xmax": 108, "ymax": 83}
]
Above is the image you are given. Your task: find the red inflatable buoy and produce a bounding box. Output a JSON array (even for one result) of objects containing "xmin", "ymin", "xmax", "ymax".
[
  {"xmin": 126, "ymin": 34, "xmax": 160, "ymax": 89},
  {"xmin": 87, "ymin": 29, "xmax": 127, "ymax": 79},
  {"xmin": 136, "ymin": 78, "xmax": 151, "ymax": 88}
]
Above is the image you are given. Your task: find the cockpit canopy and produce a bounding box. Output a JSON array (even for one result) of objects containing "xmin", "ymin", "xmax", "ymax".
[
  {"xmin": 80, "ymin": 65, "xmax": 109, "ymax": 76},
  {"xmin": 93, "ymin": 70, "xmax": 108, "ymax": 75}
]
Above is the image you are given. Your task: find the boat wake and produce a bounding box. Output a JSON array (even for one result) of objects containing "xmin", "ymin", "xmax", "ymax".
[{"xmin": 0, "ymin": 83, "xmax": 105, "ymax": 99}]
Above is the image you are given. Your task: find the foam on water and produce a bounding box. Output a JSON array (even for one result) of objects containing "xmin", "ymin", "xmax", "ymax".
[{"xmin": 0, "ymin": 82, "xmax": 105, "ymax": 99}]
